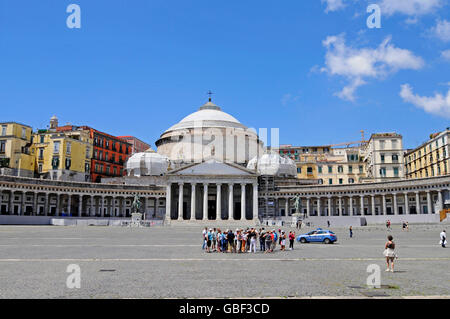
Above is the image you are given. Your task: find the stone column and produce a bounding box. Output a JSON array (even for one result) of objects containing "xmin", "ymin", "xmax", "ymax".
[
  {"xmin": 415, "ymin": 192, "xmax": 420, "ymax": 214},
  {"xmin": 404, "ymin": 193, "xmax": 409, "ymax": 215},
  {"xmin": 33, "ymin": 192, "xmax": 38, "ymax": 216},
  {"xmin": 426, "ymin": 191, "xmax": 432, "ymax": 214},
  {"xmin": 306, "ymin": 197, "xmax": 310, "ymax": 217},
  {"xmin": 317, "ymin": 197, "xmax": 321, "ymax": 216},
  {"xmin": 348, "ymin": 196, "xmax": 353, "ymax": 216},
  {"xmin": 165, "ymin": 183, "xmax": 171, "ymax": 223},
  {"xmin": 328, "ymin": 197, "xmax": 332, "ymax": 216},
  {"xmin": 178, "ymin": 183, "xmax": 184, "ymax": 221},
  {"xmin": 285, "ymin": 197, "xmax": 289, "ymax": 216},
  {"xmin": 338, "ymin": 196, "xmax": 342, "ymax": 216},
  {"xmin": 371, "ymin": 195, "xmax": 375, "ymax": 215},
  {"xmin": 360, "ymin": 195, "xmax": 364, "ymax": 215},
  {"xmin": 21, "ymin": 191, "xmax": 25, "ymax": 216},
  {"xmin": 78, "ymin": 194, "xmax": 82, "ymax": 217},
  {"xmin": 90, "ymin": 195, "xmax": 94, "ymax": 216},
  {"xmin": 241, "ymin": 183, "xmax": 246, "ymax": 221},
  {"xmin": 44, "ymin": 193, "xmax": 49, "ymax": 216},
  {"xmin": 252, "ymin": 183, "xmax": 258, "ymax": 221},
  {"xmin": 191, "ymin": 183, "xmax": 196, "ymax": 221},
  {"xmin": 203, "ymin": 183, "xmax": 208, "ymax": 221},
  {"xmin": 393, "ymin": 193, "xmax": 398, "ymax": 215},
  {"xmin": 67, "ymin": 194, "xmax": 72, "ymax": 216},
  {"xmin": 228, "ymin": 183, "xmax": 234, "ymax": 220},
  {"xmin": 154, "ymin": 197, "xmax": 159, "ymax": 218},
  {"xmin": 382, "ymin": 194, "xmax": 386, "ymax": 215},
  {"xmin": 216, "ymin": 183, "xmax": 222, "ymax": 221},
  {"xmin": 112, "ymin": 196, "xmax": 116, "ymax": 217},
  {"xmin": 438, "ymin": 190, "xmax": 444, "ymax": 212},
  {"xmin": 122, "ymin": 197, "xmax": 127, "ymax": 217},
  {"xmin": 101, "ymin": 195, "xmax": 105, "ymax": 217},
  {"xmin": 55, "ymin": 193, "xmax": 60, "ymax": 216}
]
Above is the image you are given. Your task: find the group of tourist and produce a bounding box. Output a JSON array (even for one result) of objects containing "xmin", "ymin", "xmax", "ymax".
[{"xmin": 201, "ymin": 227, "xmax": 297, "ymax": 253}]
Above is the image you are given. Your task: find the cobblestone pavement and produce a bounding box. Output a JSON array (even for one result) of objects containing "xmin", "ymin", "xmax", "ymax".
[{"xmin": 0, "ymin": 224, "xmax": 449, "ymax": 298}]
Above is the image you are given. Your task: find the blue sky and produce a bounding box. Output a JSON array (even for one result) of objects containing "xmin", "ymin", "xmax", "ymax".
[{"xmin": 0, "ymin": 0, "xmax": 449, "ymax": 149}]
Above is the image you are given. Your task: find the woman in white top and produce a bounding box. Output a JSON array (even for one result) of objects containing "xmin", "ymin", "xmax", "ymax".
[{"xmin": 383, "ymin": 235, "xmax": 396, "ymax": 272}]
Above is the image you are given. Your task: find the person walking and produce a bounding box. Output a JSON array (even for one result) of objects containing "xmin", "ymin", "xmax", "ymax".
[
  {"xmin": 280, "ymin": 231, "xmax": 286, "ymax": 251},
  {"xmin": 202, "ymin": 227, "xmax": 207, "ymax": 250},
  {"xmin": 264, "ymin": 231, "xmax": 272, "ymax": 253},
  {"xmin": 327, "ymin": 220, "xmax": 330, "ymax": 228},
  {"xmin": 260, "ymin": 228, "xmax": 266, "ymax": 251},
  {"xmin": 383, "ymin": 235, "xmax": 397, "ymax": 272},
  {"xmin": 289, "ymin": 231, "xmax": 295, "ymax": 250},
  {"xmin": 440, "ymin": 230, "xmax": 447, "ymax": 248},
  {"xmin": 228, "ymin": 229, "xmax": 236, "ymax": 253},
  {"xmin": 272, "ymin": 229, "xmax": 278, "ymax": 251},
  {"xmin": 212, "ymin": 228, "xmax": 217, "ymax": 251},
  {"xmin": 249, "ymin": 229, "xmax": 257, "ymax": 253},
  {"xmin": 349, "ymin": 226, "xmax": 353, "ymax": 238}
]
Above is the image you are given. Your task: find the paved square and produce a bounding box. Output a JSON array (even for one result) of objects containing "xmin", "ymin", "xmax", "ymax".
[{"xmin": 0, "ymin": 224, "xmax": 449, "ymax": 298}]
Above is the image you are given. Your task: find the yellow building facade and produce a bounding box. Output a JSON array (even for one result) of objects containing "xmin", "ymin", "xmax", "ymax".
[
  {"xmin": 405, "ymin": 129, "xmax": 450, "ymax": 179},
  {"xmin": 0, "ymin": 122, "xmax": 35, "ymax": 177},
  {"xmin": 33, "ymin": 128, "xmax": 93, "ymax": 182}
]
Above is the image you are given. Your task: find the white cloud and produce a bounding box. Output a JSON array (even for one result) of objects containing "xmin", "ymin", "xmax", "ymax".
[
  {"xmin": 431, "ymin": 19, "xmax": 450, "ymax": 42},
  {"xmin": 400, "ymin": 84, "xmax": 450, "ymax": 118},
  {"xmin": 379, "ymin": 0, "xmax": 442, "ymax": 16},
  {"xmin": 281, "ymin": 93, "xmax": 300, "ymax": 106},
  {"xmin": 442, "ymin": 50, "xmax": 450, "ymax": 60},
  {"xmin": 321, "ymin": 34, "xmax": 424, "ymax": 101},
  {"xmin": 322, "ymin": 0, "xmax": 346, "ymax": 13}
]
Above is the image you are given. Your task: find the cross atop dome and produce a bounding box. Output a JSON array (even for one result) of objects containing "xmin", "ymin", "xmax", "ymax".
[
  {"xmin": 200, "ymin": 91, "xmax": 221, "ymax": 110},
  {"xmin": 207, "ymin": 90, "xmax": 214, "ymax": 102}
]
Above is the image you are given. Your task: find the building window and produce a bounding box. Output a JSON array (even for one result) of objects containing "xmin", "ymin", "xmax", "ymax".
[
  {"xmin": 66, "ymin": 142, "xmax": 71, "ymax": 155},
  {"xmin": 392, "ymin": 154, "xmax": 398, "ymax": 162},
  {"xmin": 380, "ymin": 167, "xmax": 386, "ymax": 177},
  {"xmin": 307, "ymin": 167, "xmax": 313, "ymax": 174},
  {"xmin": 1, "ymin": 125, "xmax": 6, "ymax": 136},
  {"xmin": 53, "ymin": 141, "xmax": 60, "ymax": 154},
  {"xmin": 318, "ymin": 166, "xmax": 322, "ymax": 173},
  {"xmin": 0, "ymin": 141, "xmax": 5, "ymax": 153},
  {"xmin": 348, "ymin": 166, "xmax": 353, "ymax": 173},
  {"xmin": 391, "ymin": 139, "xmax": 398, "ymax": 149},
  {"xmin": 86, "ymin": 147, "xmax": 90, "ymax": 159},
  {"xmin": 393, "ymin": 167, "xmax": 399, "ymax": 177},
  {"xmin": 339, "ymin": 178, "xmax": 343, "ymax": 184},
  {"xmin": 338, "ymin": 166, "xmax": 343, "ymax": 173},
  {"xmin": 21, "ymin": 128, "xmax": 26, "ymax": 139},
  {"xmin": 113, "ymin": 166, "xmax": 117, "ymax": 175},
  {"xmin": 328, "ymin": 166, "xmax": 332, "ymax": 173},
  {"xmin": 297, "ymin": 167, "xmax": 301, "ymax": 174},
  {"xmin": 379, "ymin": 140, "xmax": 385, "ymax": 149},
  {"xmin": 349, "ymin": 178, "xmax": 355, "ymax": 184},
  {"xmin": 328, "ymin": 179, "xmax": 333, "ymax": 185},
  {"xmin": 105, "ymin": 152, "xmax": 108, "ymax": 161},
  {"xmin": 359, "ymin": 165, "xmax": 363, "ymax": 173},
  {"xmin": 40, "ymin": 135, "xmax": 45, "ymax": 143},
  {"xmin": 65, "ymin": 158, "xmax": 71, "ymax": 170},
  {"xmin": 39, "ymin": 148, "xmax": 44, "ymax": 160},
  {"xmin": 380, "ymin": 154, "xmax": 385, "ymax": 163},
  {"xmin": 38, "ymin": 164, "xmax": 42, "ymax": 173}
]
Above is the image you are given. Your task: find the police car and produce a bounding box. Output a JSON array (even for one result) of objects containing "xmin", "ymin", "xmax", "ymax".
[{"xmin": 296, "ymin": 228, "xmax": 337, "ymax": 244}]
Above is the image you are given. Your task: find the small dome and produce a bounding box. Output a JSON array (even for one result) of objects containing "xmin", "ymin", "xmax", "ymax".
[
  {"xmin": 126, "ymin": 151, "xmax": 169, "ymax": 176},
  {"xmin": 247, "ymin": 152, "xmax": 297, "ymax": 177}
]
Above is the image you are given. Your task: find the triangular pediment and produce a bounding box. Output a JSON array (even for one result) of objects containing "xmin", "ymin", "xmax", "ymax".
[{"xmin": 169, "ymin": 159, "xmax": 255, "ymax": 176}]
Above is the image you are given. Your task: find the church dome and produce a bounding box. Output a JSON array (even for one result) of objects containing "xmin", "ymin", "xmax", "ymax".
[
  {"xmin": 125, "ymin": 150, "xmax": 169, "ymax": 177},
  {"xmin": 163, "ymin": 101, "xmax": 247, "ymax": 133},
  {"xmin": 247, "ymin": 152, "xmax": 297, "ymax": 177}
]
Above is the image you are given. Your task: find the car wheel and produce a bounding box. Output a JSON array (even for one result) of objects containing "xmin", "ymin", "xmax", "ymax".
[
  {"xmin": 300, "ymin": 238, "xmax": 307, "ymax": 243},
  {"xmin": 323, "ymin": 238, "xmax": 331, "ymax": 244}
]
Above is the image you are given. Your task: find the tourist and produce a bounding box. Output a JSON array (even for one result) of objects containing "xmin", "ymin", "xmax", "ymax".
[
  {"xmin": 349, "ymin": 226, "xmax": 353, "ymax": 238},
  {"xmin": 288, "ymin": 231, "xmax": 295, "ymax": 250},
  {"xmin": 271, "ymin": 229, "xmax": 278, "ymax": 251},
  {"xmin": 241, "ymin": 229, "xmax": 247, "ymax": 253},
  {"xmin": 228, "ymin": 229, "xmax": 236, "ymax": 253},
  {"xmin": 259, "ymin": 228, "xmax": 266, "ymax": 251},
  {"xmin": 402, "ymin": 221, "xmax": 407, "ymax": 231},
  {"xmin": 280, "ymin": 231, "xmax": 286, "ymax": 251},
  {"xmin": 206, "ymin": 228, "xmax": 213, "ymax": 253},
  {"xmin": 440, "ymin": 230, "xmax": 447, "ymax": 248},
  {"xmin": 406, "ymin": 221, "xmax": 409, "ymax": 232},
  {"xmin": 216, "ymin": 229, "xmax": 222, "ymax": 252},
  {"xmin": 383, "ymin": 235, "xmax": 396, "ymax": 272},
  {"xmin": 222, "ymin": 230, "xmax": 228, "ymax": 252},
  {"xmin": 236, "ymin": 230, "xmax": 242, "ymax": 253},
  {"xmin": 327, "ymin": 220, "xmax": 330, "ymax": 228},
  {"xmin": 265, "ymin": 231, "xmax": 272, "ymax": 253},
  {"xmin": 202, "ymin": 227, "xmax": 207, "ymax": 250},
  {"xmin": 386, "ymin": 220, "xmax": 391, "ymax": 230},
  {"xmin": 212, "ymin": 228, "xmax": 217, "ymax": 251},
  {"xmin": 249, "ymin": 229, "xmax": 257, "ymax": 253}
]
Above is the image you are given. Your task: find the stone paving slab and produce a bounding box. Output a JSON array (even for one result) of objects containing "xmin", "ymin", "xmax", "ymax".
[{"xmin": 0, "ymin": 224, "xmax": 448, "ymax": 298}]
